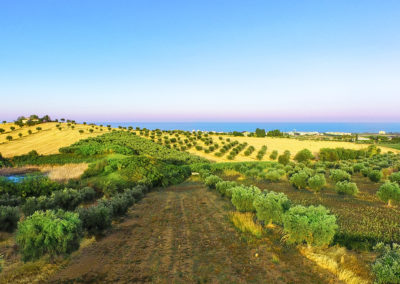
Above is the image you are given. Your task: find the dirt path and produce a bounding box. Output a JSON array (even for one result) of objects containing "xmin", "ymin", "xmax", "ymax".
[{"xmin": 49, "ymin": 182, "xmax": 340, "ymax": 283}]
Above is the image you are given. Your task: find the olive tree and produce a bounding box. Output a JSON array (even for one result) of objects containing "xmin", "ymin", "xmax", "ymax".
[
  {"xmin": 294, "ymin": 149, "xmax": 313, "ymax": 163},
  {"xmin": 377, "ymin": 182, "xmax": 400, "ymax": 207},
  {"xmin": 335, "ymin": 181, "xmax": 359, "ymax": 195},
  {"xmin": 308, "ymin": 174, "xmax": 326, "ymax": 192},
  {"xmin": 253, "ymin": 191, "xmax": 291, "ymax": 225},
  {"xmin": 282, "ymin": 205, "xmax": 338, "ymax": 247},
  {"xmin": 231, "ymin": 185, "xmax": 261, "ymax": 212}
]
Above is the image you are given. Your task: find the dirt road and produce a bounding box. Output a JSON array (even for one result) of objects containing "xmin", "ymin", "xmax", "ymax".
[{"xmin": 49, "ymin": 182, "xmax": 339, "ymax": 283}]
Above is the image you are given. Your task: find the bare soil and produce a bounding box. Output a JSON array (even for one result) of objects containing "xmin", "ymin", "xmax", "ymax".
[{"xmin": 49, "ymin": 182, "xmax": 340, "ymax": 283}]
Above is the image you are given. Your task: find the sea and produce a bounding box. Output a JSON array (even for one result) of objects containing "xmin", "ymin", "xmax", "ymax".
[{"xmin": 95, "ymin": 122, "xmax": 400, "ymax": 134}]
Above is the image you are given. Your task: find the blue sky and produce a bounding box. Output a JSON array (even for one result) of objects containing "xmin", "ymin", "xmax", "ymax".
[{"xmin": 0, "ymin": 0, "xmax": 399, "ymax": 122}]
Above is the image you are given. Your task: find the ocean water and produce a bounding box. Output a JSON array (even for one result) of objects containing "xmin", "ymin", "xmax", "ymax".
[{"xmin": 96, "ymin": 122, "xmax": 400, "ymax": 134}]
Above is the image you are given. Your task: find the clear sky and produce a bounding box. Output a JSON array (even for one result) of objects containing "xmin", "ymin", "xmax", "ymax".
[{"xmin": 1, "ymin": 0, "xmax": 399, "ymax": 122}]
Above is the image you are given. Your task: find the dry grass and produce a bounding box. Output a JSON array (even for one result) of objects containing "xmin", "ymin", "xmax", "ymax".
[
  {"xmin": 0, "ymin": 122, "xmax": 106, "ymax": 157},
  {"xmin": 299, "ymin": 245, "xmax": 372, "ymax": 284},
  {"xmin": 229, "ymin": 212, "xmax": 263, "ymax": 238},
  {"xmin": 39, "ymin": 163, "xmax": 89, "ymax": 181}
]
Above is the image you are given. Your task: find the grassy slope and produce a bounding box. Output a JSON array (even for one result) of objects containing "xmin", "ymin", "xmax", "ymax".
[{"xmin": 0, "ymin": 122, "xmax": 106, "ymax": 157}]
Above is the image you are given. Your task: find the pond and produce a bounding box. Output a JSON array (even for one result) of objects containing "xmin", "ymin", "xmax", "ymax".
[{"xmin": 1, "ymin": 172, "xmax": 45, "ymax": 183}]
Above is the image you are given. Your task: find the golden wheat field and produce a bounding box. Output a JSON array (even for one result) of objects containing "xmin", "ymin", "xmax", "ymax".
[
  {"xmin": 147, "ymin": 133, "xmax": 397, "ymax": 163},
  {"xmin": 0, "ymin": 122, "xmax": 105, "ymax": 157}
]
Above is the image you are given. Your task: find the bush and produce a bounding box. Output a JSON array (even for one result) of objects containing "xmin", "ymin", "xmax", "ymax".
[
  {"xmin": 21, "ymin": 196, "xmax": 54, "ymax": 216},
  {"xmin": 100, "ymin": 194, "xmax": 131, "ymax": 217},
  {"xmin": 369, "ymin": 170, "xmax": 383, "ymax": 182},
  {"xmin": 231, "ymin": 185, "xmax": 261, "ymax": 212},
  {"xmin": 282, "ymin": 205, "xmax": 338, "ymax": 247},
  {"xmin": 294, "ymin": 149, "xmax": 313, "ymax": 163},
  {"xmin": 278, "ymin": 150, "xmax": 291, "ymax": 165},
  {"xmin": 215, "ymin": 181, "xmax": 237, "ymax": 197},
  {"xmin": 264, "ymin": 170, "xmax": 283, "ymax": 182},
  {"xmin": 77, "ymin": 204, "xmax": 112, "ymax": 236},
  {"xmin": 372, "ymin": 242, "xmax": 400, "ymax": 284},
  {"xmin": 389, "ymin": 172, "xmax": 400, "ymax": 184},
  {"xmin": 308, "ymin": 174, "xmax": 326, "ymax": 192},
  {"xmin": 335, "ymin": 181, "xmax": 359, "ymax": 195},
  {"xmin": 377, "ymin": 182, "xmax": 400, "ymax": 206},
  {"xmin": 0, "ymin": 206, "xmax": 20, "ymax": 232},
  {"xmin": 329, "ymin": 169, "xmax": 351, "ymax": 183},
  {"xmin": 16, "ymin": 210, "xmax": 82, "ymax": 261},
  {"xmin": 52, "ymin": 188, "xmax": 82, "ymax": 211},
  {"xmin": 289, "ymin": 170, "xmax": 310, "ymax": 189},
  {"xmin": 204, "ymin": 175, "xmax": 222, "ymax": 190},
  {"xmin": 79, "ymin": 187, "xmax": 97, "ymax": 202},
  {"xmin": 253, "ymin": 191, "xmax": 291, "ymax": 225},
  {"xmin": 269, "ymin": 150, "xmax": 278, "ymax": 160}
]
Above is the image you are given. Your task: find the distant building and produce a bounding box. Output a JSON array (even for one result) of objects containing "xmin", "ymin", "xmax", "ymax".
[
  {"xmin": 325, "ymin": 132, "xmax": 352, "ymax": 136},
  {"xmin": 379, "ymin": 131, "xmax": 386, "ymax": 135},
  {"xmin": 357, "ymin": 137, "xmax": 370, "ymax": 141},
  {"xmin": 287, "ymin": 131, "xmax": 320, "ymax": 136}
]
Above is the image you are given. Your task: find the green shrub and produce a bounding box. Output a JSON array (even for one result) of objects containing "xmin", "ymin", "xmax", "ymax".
[
  {"xmin": 278, "ymin": 150, "xmax": 291, "ymax": 165},
  {"xmin": 204, "ymin": 175, "xmax": 222, "ymax": 189},
  {"xmin": 51, "ymin": 188, "xmax": 82, "ymax": 211},
  {"xmin": 77, "ymin": 204, "xmax": 112, "ymax": 236},
  {"xmin": 289, "ymin": 170, "xmax": 310, "ymax": 189},
  {"xmin": 21, "ymin": 196, "xmax": 54, "ymax": 216},
  {"xmin": 329, "ymin": 169, "xmax": 351, "ymax": 183},
  {"xmin": 253, "ymin": 191, "xmax": 291, "ymax": 225},
  {"xmin": 377, "ymin": 182, "xmax": 400, "ymax": 206},
  {"xmin": 269, "ymin": 150, "xmax": 278, "ymax": 160},
  {"xmin": 16, "ymin": 210, "xmax": 82, "ymax": 261},
  {"xmin": 369, "ymin": 170, "xmax": 383, "ymax": 182},
  {"xmin": 79, "ymin": 187, "xmax": 97, "ymax": 202},
  {"xmin": 231, "ymin": 185, "xmax": 261, "ymax": 212},
  {"xmin": 308, "ymin": 174, "xmax": 326, "ymax": 192},
  {"xmin": 215, "ymin": 181, "xmax": 237, "ymax": 197},
  {"xmin": 264, "ymin": 170, "xmax": 283, "ymax": 182},
  {"xmin": 282, "ymin": 205, "xmax": 338, "ymax": 247},
  {"xmin": 372, "ymin": 242, "xmax": 400, "ymax": 284},
  {"xmin": 294, "ymin": 149, "xmax": 313, "ymax": 163},
  {"xmin": 0, "ymin": 206, "xmax": 20, "ymax": 232},
  {"xmin": 389, "ymin": 172, "xmax": 400, "ymax": 184},
  {"xmin": 100, "ymin": 194, "xmax": 131, "ymax": 217},
  {"xmin": 352, "ymin": 163, "xmax": 365, "ymax": 173},
  {"xmin": 335, "ymin": 181, "xmax": 359, "ymax": 195}
]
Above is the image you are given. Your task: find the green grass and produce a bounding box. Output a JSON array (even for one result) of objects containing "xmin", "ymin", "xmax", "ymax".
[{"xmin": 380, "ymin": 143, "xmax": 400, "ymax": 150}]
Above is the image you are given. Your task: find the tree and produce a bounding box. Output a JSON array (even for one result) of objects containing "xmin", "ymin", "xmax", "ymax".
[
  {"xmin": 89, "ymin": 129, "xmax": 94, "ymax": 133},
  {"xmin": 18, "ymin": 133, "xmax": 23, "ymax": 138},
  {"xmin": 269, "ymin": 150, "xmax": 278, "ymax": 160},
  {"xmin": 335, "ymin": 181, "xmax": 358, "ymax": 195},
  {"xmin": 294, "ymin": 149, "xmax": 313, "ymax": 163},
  {"xmin": 0, "ymin": 128, "xmax": 4, "ymax": 134},
  {"xmin": 267, "ymin": 129, "xmax": 283, "ymax": 137},
  {"xmin": 389, "ymin": 172, "xmax": 400, "ymax": 184},
  {"xmin": 6, "ymin": 135, "xmax": 12, "ymax": 141},
  {"xmin": 255, "ymin": 128, "xmax": 266, "ymax": 137},
  {"xmin": 368, "ymin": 170, "xmax": 383, "ymax": 182},
  {"xmin": 231, "ymin": 185, "xmax": 261, "ymax": 212},
  {"xmin": 372, "ymin": 242, "xmax": 400, "ymax": 284},
  {"xmin": 10, "ymin": 126, "xmax": 15, "ymax": 131},
  {"xmin": 36, "ymin": 127, "xmax": 42, "ymax": 131},
  {"xmin": 278, "ymin": 150, "xmax": 291, "ymax": 165},
  {"xmin": 16, "ymin": 210, "xmax": 82, "ymax": 261},
  {"xmin": 377, "ymin": 182, "xmax": 400, "ymax": 207},
  {"xmin": 253, "ymin": 191, "xmax": 291, "ymax": 225},
  {"xmin": 282, "ymin": 205, "xmax": 338, "ymax": 247},
  {"xmin": 28, "ymin": 130, "xmax": 32, "ymax": 135},
  {"xmin": 79, "ymin": 130, "xmax": 84, "ymax": 134},
  {"xmin": 289, "ymin": 170, "xmax": 310, "ymax": 189},
  {"xmin": 329, "ymin": 169, "xmax": 351, "ymax": 183},
  {"xmin": 308, "ymin": 174, "xmax": 326, "ymax": 192}
]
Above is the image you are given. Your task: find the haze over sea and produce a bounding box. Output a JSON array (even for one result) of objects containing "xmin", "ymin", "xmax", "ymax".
[{"xmin": 97, "ymin": 122, "xmax": 400, "ymax": 134}]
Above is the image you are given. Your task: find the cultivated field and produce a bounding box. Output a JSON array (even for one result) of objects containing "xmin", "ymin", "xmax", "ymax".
[{"xmin": 0, "ymin": 122, "xmax": 105, "ymax": 157}]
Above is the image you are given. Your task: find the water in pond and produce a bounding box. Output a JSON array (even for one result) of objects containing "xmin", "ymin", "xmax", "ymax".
[{"xmin": 1, "ymin": 173, "xmax": 44, "ymax": 183}]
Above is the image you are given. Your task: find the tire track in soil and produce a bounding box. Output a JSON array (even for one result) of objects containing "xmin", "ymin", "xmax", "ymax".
[{"xmin": 48, "ymin": 182, "xmax": 341, "ymax": 283}]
